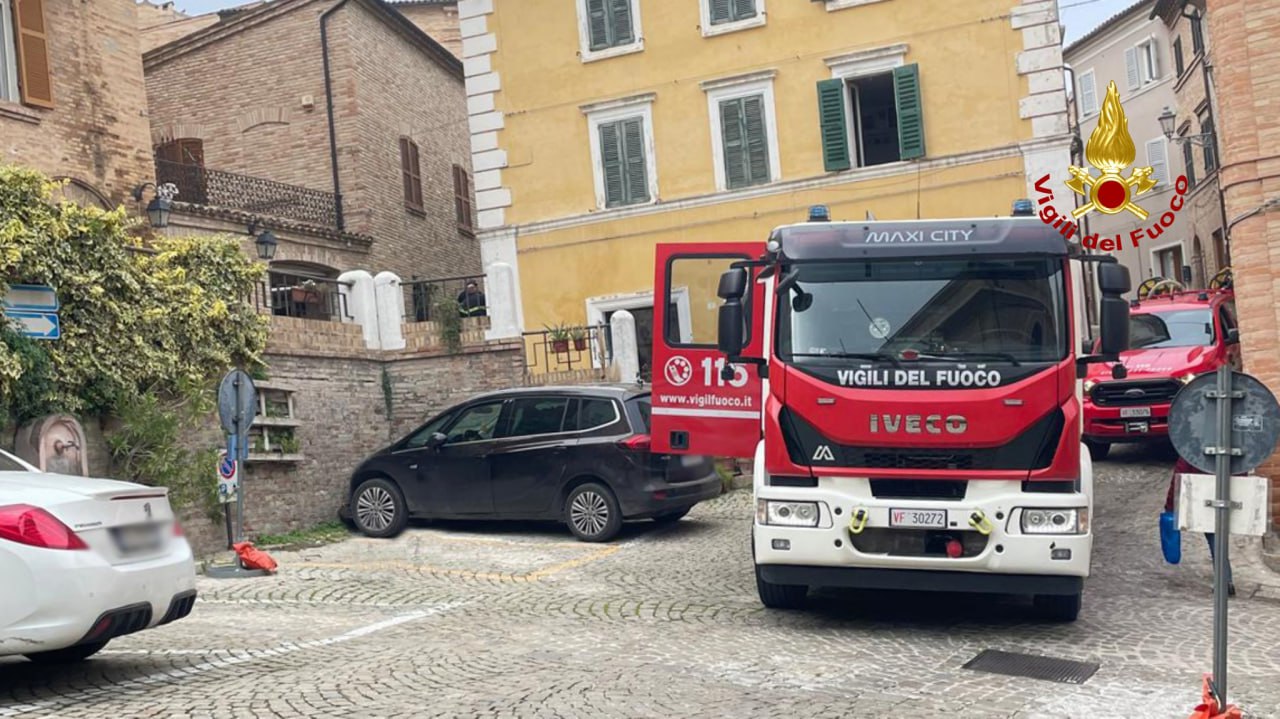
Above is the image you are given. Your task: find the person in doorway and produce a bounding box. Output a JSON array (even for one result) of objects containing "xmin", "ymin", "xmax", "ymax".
[
  {"xmin": 1165, "ymin": 456, "xmax": 1235, "ymax": 596},
  {"xmin": 457, "ymin": 280, "xmax": 487, "ymax": 318}
]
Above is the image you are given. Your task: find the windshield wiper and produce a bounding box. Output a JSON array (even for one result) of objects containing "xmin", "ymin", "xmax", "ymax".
[
  {"xmin": 790, "ymin": 351, "xmax": 902, "ymax": 369},
  {"xmin": 911, "ymin": 351, "xmax": 1022, "ymax": 366}
]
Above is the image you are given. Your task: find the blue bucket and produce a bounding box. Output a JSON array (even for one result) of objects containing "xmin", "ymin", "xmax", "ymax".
[{"xmin": 1160, "ymin": 510, "xmax": 1181, "ymax": 564}]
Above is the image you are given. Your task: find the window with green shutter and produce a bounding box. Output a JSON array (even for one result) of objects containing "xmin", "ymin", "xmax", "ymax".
[
  {"xmin": 599, "ymin": 116, "xmax": 650, "ymax": 207},
  {"xmin": 709, "ymin": 0, "xmax": 758, "ymax": 25},
  {"xmin": 814, "ymin": 63, "xmax": 925, "ymax": 171},
  {"xmin": 586, "ymin": 0, "xmax": 636, "ymax": 51},
  {"xmin": 719, "ymin": 95, "xmax": 771, "ymax": 190}
]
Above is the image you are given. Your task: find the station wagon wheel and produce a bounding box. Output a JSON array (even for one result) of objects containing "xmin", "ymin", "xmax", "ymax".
[
  {"xmin": 565, "ymin": 482, "xmax": 621, "ymax": 543},
  {"xmin": 352, "ymin": 477, "xmax": 408, "ymax": 539}
]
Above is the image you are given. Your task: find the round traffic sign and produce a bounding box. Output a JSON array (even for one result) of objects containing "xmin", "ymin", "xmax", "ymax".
[
  {"xmin": 1168, "ymin": 370, "xmax": 1280, "ymax": 475},
  {"xmin": 218, "ymin": 458, "xmax": 237, "ymax": 479}
]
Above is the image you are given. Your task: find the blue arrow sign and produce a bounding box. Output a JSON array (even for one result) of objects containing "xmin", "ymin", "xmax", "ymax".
[
  {"xmin": 5, "ymin": 310, "xmax": 60, "ymax": 340},
  {"xmin": 2, "ymin": 285, "xmax": 59, "ymax": 311}
]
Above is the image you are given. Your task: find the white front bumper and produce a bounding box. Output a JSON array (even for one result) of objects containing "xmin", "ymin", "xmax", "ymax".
[
  {"xmin": 755, "ymin": 476, "xmax": 1092, "ymax": 579},
  {"xmin": 0, "ymin": 538, "xmax": 197, "ymax": 656}
]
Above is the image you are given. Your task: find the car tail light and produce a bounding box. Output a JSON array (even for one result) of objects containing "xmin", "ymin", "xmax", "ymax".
[
  {"xmin": 0, "ymin": 504, "xmax": 89, "ymax": 550},
  {"xmin": 619, "ymin": 434, "xmax": 651, "ymax": 451},
  {"xmin": 173, "ymin": 520, "xmax": 185, "ymax": 537}
]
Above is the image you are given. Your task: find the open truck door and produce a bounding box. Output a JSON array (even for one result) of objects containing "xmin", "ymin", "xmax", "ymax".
[{"xmin": 650, "ymin": 242, "xmax": 765, "ymax": 457}]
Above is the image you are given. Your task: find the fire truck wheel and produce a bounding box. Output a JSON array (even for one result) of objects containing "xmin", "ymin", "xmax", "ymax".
[
  {"xmin": 565, "ymin": 483, "xmax": 622, "ymax": 542},
  {"xmin": 1033, "ymin": 592, "xmax": 1082, "ymax": 622},
  {"xmin": 755, "ymin": 564, "xmax": 808, "ymax": 609},
  {"xmin": 1084, "ymin": 440, "xmax": 1111, "ymax": 461}
]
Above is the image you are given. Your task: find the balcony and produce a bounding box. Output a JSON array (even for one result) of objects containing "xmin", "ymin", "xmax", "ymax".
[
  {"xmin": 402, "ymin": 274, "xmax": 487, "ymax": 322},
  {"xmin": 154, "ymin": 159, "xmax": 339, "ymax": 228},
  {"xmin": 253, "ymin": 273, "xmax": 353, "ymax": 323}
]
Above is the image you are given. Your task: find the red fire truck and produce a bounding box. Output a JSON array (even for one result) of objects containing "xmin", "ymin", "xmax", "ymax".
[
  {"xmin": 649, "ymin": 214, "xmax": 1131, "ymax": 621},
  {"xmin": 1081, "ymin": 277, "xmax": 1239, "ymax": 460}
]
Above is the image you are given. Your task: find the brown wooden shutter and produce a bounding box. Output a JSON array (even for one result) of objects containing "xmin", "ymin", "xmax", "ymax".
[
  {"xmin": 401, "ymin": 138, "xmax": 423, "ymax": 211},
  {"xmin": 453, "ymin": 165, "xmax": 473, "ymax": 235},
  {"xmin": 15, "ymin": 0, "xmax": 54, "ymax": 108}
]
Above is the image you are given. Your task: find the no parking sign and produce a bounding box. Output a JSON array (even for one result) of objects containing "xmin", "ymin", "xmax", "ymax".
[{"xmin": 216, "ymin": 450, "xmax": 239, "ymax": 504}]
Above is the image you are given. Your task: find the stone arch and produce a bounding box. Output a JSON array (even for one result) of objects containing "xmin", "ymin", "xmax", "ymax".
[
  {"xmin": 50, "ymin": 176, "xmax": 111, "ymax": 209},
  {"xmin": 237, "ymin": 106, "xmax": 290, "ymax": 134}
]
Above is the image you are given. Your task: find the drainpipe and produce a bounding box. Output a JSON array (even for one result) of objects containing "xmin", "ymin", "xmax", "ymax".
[
  {"xmin": 321, "ymin": 0, "xmax": 351, "ymax": 233},
  {"xmin": 1064, "ymin": 62, "xmax": 1099, "ymax": 329}
]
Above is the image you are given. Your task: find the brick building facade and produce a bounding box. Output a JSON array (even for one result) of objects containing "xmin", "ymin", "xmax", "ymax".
[
  {"xmin": 388, "ymin": 0, "xmax": 460, "ymax": 58},
  {"xmin": 0, "ymin": 0, "xmax": 153, "ymax": 206},
  {"xmin": 144, "ymin": 0, "xmax": 480, "ymax": 285},
  {"xmin": 1205, "ymin": 0, "xmax": 1280, "ymax": 525}
]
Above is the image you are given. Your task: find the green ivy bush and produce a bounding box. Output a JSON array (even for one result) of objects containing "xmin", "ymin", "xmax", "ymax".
[{"xmin": 0, "ymin": 164, "xmax": 268, "ymax": 509}]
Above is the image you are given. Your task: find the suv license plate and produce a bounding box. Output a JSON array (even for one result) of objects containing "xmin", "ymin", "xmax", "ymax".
[
  {"xmin": 1120, "ymin": 407, "xmax": 1152, "ymax": 418},
  {"xmin": 889, "ymin": 508, "xmax": 946, "ymax": 528}
]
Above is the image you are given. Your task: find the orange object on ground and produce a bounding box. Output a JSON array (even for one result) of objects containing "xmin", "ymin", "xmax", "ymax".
[
  {"xmin": 1188, "ymin": 675, "xmax": 1242, "ymax": 719},
  {"xmin": 232, "ymin": 542, "xmax": 278, "ymax": 573}
]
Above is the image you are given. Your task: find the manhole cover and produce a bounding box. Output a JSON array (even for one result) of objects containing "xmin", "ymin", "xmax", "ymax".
[{"xmin": 963, "ymin": 649, "xmax": 1099, "ymax": 684}]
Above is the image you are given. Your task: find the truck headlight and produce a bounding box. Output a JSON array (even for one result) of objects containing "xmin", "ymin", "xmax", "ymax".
[
  {"xmin": 757, "ymin": 500, "xmax": 820, "ymax": 527},
  {"xmin": 1021, "ymin": 508, "xmax": 1087, "ymax": 535},
  {"xmin": 1083, "ymin": 379, "xmax": 1097, "ymax": 393},
  {"xmin": 1180, "ymin": 372, "xmax": 1198, "ymax": 385}
]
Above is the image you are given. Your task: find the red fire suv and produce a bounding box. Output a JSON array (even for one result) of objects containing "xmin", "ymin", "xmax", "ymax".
[{"xmin": 1083, "ymin": 287, "xmax": 1240, "ymax": 459}]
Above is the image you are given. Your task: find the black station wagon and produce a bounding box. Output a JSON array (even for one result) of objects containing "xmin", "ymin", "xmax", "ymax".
[{"xmin": 341, "ymin": 386, "xmax": 721, "ymax": 542}]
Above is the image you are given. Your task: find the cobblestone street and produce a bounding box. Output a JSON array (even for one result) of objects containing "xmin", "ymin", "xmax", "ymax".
[{"xmin": 4, "ymin": 445, "xmax": 1280, "ymax": 718}]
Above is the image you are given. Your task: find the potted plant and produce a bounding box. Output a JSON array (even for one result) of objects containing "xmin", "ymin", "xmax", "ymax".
[
  {"xmin": 570, "ymin": 326, "xmax": 588, "ymax": 351},
  {"xmin": 546, "ymin": 323, "xmax": 571, "ymax": 353}
]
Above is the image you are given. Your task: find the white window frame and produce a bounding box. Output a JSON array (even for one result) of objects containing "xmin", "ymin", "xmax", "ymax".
[
  {"xmin": 825, "ymin": 0, "xmax": 890, "ymax": 12},
  {"xmin": 575, "ymin": 0, "xmax": 644, "ymax": 64},
  {"xmin": 825, "ymin": 44, "xmax": 907, "ymax": 170},
  {"xmin": 585, "ymin": 289, "xmax": 692, "ymax": 369},
  {"xmin": 0, "ymin": 0, "xmax": 20, "ymax": 102},
  {"xmin": 702, "ymin": 71, "xmax": 781, "ymax": 192},
  {"xmin": 1138, "ymin": 37, "xmax": 1159, "ymax": 84},
  {"xmin": 582, "ymin": 93, "xmax": 659, "ymax": 210},
  {"xmin": 1145, "ymin": 136, "xmax": 1169, "ymax": 188},
  {"xmin": 1149, "ymin": 240, "xmax": 1185, "ymax": 281},
  {"xmin": 699, "ymin": 0, "xmax": 766, "ymax": 37},
  {"xmin": 1077, "ymin": 69, "xmax": 1098, "ymax": 117}
]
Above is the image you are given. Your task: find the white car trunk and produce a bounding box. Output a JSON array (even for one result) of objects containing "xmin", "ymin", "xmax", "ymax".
[{"xmin": 0, "ymin": 472, "xmax": 177, "ymax": 565}]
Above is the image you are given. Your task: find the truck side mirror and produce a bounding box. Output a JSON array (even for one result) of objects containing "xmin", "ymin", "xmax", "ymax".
[
  {"xmin": 1098, "ymin": 296, "xmax": 1130, "ymax": 357},
  {"xmin": 1097, "ymin": 262, "xmax": 1131, "ymax": 295},
  {"xmin": 718, "ymin": 301, "xmax": 745, "ymax": 356},
  {"xmin": 1226, "ymin": 327, "xmax": 1239, "ymax": 344},
  {"xmin": 717, "ymin": 268, "xmax": 748, "ymax": 300}
]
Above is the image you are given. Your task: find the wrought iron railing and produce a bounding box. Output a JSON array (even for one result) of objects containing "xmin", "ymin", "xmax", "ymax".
[
  {"xmin": 253, "ymin": 274, "xmax": 352, "ymax": 323},
  {"xmin": 523, "ymin": 325, "xmax": 613, "ymax": 376},
  {"xmin": 402, "ymin": 274, "xmax": 486, "ymax": 322},
  {"xmin": 155, "ymin": 159, "xmax": 339, "ymax": 228}
]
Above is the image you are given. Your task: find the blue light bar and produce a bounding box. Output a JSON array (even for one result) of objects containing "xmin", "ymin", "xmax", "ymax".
[{"xmin": 808, "ymin": 204, "xmax": 830, "ymax": 222}]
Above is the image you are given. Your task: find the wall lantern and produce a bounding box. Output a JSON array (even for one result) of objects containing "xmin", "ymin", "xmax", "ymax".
[
  {"xmin": 131, "ymin": 181, "xmax": 178, "ymax": 228},
  {"xmin": 248, "ymin": 218, "xmax": 278, "ymax": 261}
]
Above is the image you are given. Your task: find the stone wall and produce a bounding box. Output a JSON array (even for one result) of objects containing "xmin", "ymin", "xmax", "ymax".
[
  {"xmin": 0, "ymin": 0, "xmax": 154, "ymax": 205},
  {"xmin": 393, "ymin": 2, "xmax": 461, "ymax": 58}
]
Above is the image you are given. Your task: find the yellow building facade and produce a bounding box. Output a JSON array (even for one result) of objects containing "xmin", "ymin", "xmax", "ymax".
[{"xmin": 459, "ymin": 0, "xmax": 1073, "ymax": 377}]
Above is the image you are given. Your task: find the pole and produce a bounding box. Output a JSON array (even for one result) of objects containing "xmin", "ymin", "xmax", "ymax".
[{"xmin": 1210, "ymin": 362, "xmax": 1232, "ymax": 706}]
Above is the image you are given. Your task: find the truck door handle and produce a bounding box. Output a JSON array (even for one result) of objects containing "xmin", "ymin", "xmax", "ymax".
[{"xmin": 409, "ymin": 463, "xmax": 418, "ymax": 469}]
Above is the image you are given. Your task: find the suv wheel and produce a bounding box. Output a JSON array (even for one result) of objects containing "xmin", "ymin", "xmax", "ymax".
[
  {"xmin": 565, "ymin": 483, "xmax": 621, "ymax": 542},
  {"xmin": 1084, "ymin": 440, "xmax": 1111, "ymax": 461},
  {"xmin": 352, "ymin": 477, "xmax": 408, "ymax": 538}
]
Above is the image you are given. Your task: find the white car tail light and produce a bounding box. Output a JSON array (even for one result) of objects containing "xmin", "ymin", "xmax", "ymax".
[{"xmin": 0, "ymin": 504, "xmax": 89, "ymax": 550}]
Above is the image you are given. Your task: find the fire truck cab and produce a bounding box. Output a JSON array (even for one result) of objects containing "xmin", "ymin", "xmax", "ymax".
[{"xmin": 649, "ymin": 214, "xmax": 1131, "ymax": 621}]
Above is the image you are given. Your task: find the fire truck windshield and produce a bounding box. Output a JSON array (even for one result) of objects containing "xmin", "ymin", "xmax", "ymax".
[
  {"xmin": 1130, "ymin": 309, "xmax": 1215, "ymax": 348},
  {"xmin": 776, "ymin": 257, "xmax": 1067, "ymax": 364}
]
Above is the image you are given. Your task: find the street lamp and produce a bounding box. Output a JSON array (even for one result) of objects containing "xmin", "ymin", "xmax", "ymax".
[
  {"xmin": 131, "ymin": 181, "xmax": 178, "ymax": 228},
  {"xmin": 1159, "ymin": 106, "xmax": 1215, "ymax": 146},
  {"xmin": 247, "ymin": 218, "xmax": 278, "ymax": 261}
]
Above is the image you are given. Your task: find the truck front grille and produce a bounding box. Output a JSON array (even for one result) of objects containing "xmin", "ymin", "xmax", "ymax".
[{"xmin": 1091, "ymin": 379, "xmax": 1181, "ymax": 406}]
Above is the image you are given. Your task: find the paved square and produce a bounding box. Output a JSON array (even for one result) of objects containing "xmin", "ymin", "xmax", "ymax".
[{"xmin": 4, "ymin": 446, "xmax": 1280, "ymax": 718}]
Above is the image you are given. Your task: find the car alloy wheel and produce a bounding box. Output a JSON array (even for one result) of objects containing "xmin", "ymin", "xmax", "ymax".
[
  {"xmin": 570, "ymin": 490, "xmax": 609, "ymax": 536},
  {"xmin": 356, "ymin": 486, "xmax": 396, "ymax": 532}
]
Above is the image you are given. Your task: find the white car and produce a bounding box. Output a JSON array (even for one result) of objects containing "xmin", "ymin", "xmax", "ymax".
[{"xmin": 0, "ymin": 449, "xmax": 197, "ymax": 663}]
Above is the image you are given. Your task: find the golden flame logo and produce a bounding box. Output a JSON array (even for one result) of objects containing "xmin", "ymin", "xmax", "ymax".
[{"xmin": 1067, "ymin": 81, "xmax": 1157, "ymax": 220}]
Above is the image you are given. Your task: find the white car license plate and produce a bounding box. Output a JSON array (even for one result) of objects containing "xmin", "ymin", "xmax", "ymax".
[
  {"xmin": 1120, "ymin": 407, "xmax": 1152, "ymax": 418},
  {"xmin": 889, "ymin": 508, "xmax": 947, "ymax": 528},
  {"xmin": 112, "ymin": 524, "xmax": 163, "ymax": 555}
]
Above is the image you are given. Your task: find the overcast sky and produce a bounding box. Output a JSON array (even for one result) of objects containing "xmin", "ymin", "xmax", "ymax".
[{"xmin": 167, "ymin": 0, "xmax": 1138, "ymax": 44}]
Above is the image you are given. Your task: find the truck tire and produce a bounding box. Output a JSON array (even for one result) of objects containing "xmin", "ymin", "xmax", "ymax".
[
  {"xmin": 1084, "ymin": 440, "xmax": 1110, "ymax": 461},
  {"xmin": 755, "ymin": 564, "xmax": 808, "ymax": 609},
  {"xmin": 1034, "ymin": 592, "xmax": 1081, "ymax": 622}
]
